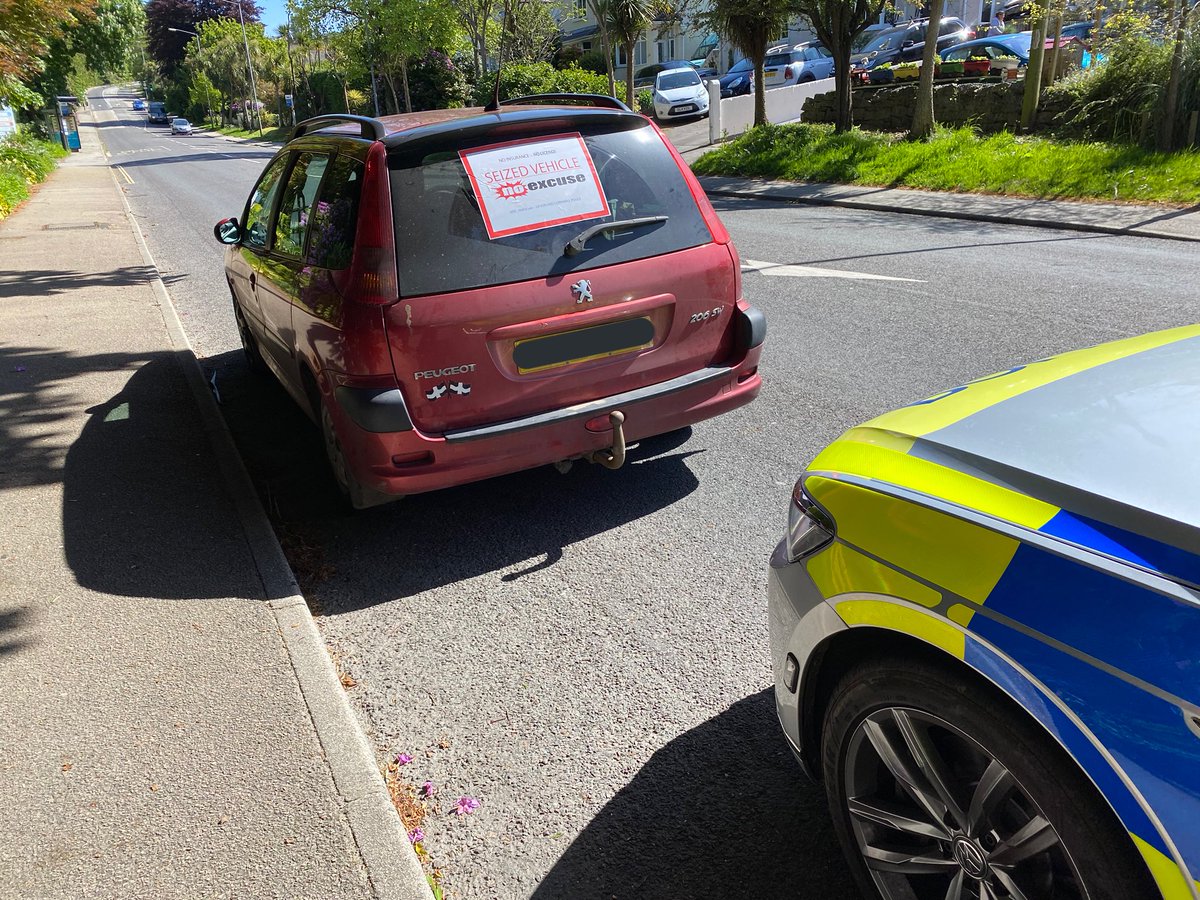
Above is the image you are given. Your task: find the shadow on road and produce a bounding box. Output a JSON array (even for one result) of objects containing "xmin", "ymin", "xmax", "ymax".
[
  {"xmin": 205, "ymin": 348, "xmax": 705, "ymax": 609},
  {"xmin": 533, "ymin": 689, "xmax": 856, "ymax": 900}
]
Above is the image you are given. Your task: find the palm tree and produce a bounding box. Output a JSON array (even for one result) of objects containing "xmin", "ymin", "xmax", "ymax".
[
  {"xmin": 694, "ymin": 0, "xmax": 792, "ymax": 128},
  {"xmin": 607, "ymin": 0, "xmax": 656, "ymax": 108},
  {"xmin": 587, "ymin": 0, "xmax": 618, "ymax": 97}
]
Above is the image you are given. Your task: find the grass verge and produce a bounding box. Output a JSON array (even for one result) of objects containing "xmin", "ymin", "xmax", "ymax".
[
  {"xmin": 692, "ymin": 124, "xmax": 1200, "ymax": 205},
  {"xmin": 211, "ymin": 122, "xmax": 292, "ymax": 143},
  {"xmin": 0, "ymin": 132, "xmax": 69, "ymax": 220}
]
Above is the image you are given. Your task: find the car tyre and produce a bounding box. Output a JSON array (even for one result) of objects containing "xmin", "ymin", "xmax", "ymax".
[
  {"xmin": 317, "ymin": 393, "xmax": 394, "ymax": 511},
  {"xmin": 821, "ymin": 656, "xmax": 1160, "ymax": 900},
  {"xmin": 233, "ymin": 301, "xmax": 269, "ymax": 375}
]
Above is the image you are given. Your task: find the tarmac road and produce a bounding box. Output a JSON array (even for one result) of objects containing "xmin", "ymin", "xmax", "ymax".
[{"xmin": 88, "ymin": 84, "xmax": 1200, "ymax": 898}]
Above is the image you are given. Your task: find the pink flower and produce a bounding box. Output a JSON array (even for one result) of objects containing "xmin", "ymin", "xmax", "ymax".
[
  {"xmin": 420, "ymin": 781, "xmax": 435, "ymax": 798},
  {"xmin": 394, "ymin": 752, "xmax": 413, "ymax": 765},
  {"xmin": 408, "ymin": 827, "xmax": 424, "ymax": 844},
  {"xmin": 452, "ymin": 796, "xmax": 480, "ymax": 816}
]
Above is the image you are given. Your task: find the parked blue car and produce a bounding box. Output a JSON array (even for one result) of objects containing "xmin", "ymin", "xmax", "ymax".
[
  {"xmin": 941, "ymin": 31, "xmax": 1033, "ymax": 65},
  {"xmin": 718, "ymin": 57, "xmax": 755, "ymax": 98},
  {"xmin": 770, "ymin": 324, "xmax": 1200, "ymax": 900}
]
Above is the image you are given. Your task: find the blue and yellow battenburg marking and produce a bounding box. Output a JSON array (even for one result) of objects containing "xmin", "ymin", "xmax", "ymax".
[{"xmin": 801, "ymin": 324, "xmax": 1200, "ymax": 899}]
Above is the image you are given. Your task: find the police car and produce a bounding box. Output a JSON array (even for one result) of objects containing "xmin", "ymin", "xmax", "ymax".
[{"xmin": 770, "ymin": 324, "xmax": 1200, "ymax": 900}]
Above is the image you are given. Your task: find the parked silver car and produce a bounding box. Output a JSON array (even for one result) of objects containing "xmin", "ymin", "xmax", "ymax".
[{"xmin": 763, "ymin": 42, "xmax": 836, "ymax": 87}]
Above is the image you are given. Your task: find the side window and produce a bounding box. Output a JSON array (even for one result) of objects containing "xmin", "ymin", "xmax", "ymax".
[
  {"xmin": 306, "ymin": 154, "xmax": 364, "ymax": 270},
  {"xmin": 804, "ymin": 48, "xmax": 820, "ymax": 61},
  {"xmin": 939, "ymin": 19, "xmax": 962, "ymax": 35},
  {"xmin": 243, "ymin": 155, "xmax": 290, "ymax": 250},
  {"xmin": 273, "ymin": 152, "xmax": 329, "ymax": 259},
  {"xmin": 819, "ymin": 46, "xmax": 832, "ymax": 57}
]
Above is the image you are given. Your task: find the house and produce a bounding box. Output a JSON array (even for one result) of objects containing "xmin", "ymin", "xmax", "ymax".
[{"xmin": 556, "ymin": 0, "xmax": 719, "ymax": 71}]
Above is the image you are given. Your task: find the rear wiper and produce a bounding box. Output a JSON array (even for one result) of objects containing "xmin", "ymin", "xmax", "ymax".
[{"xmin": 564, "ymin": 216, "xmax": 669, "ymax": 257}]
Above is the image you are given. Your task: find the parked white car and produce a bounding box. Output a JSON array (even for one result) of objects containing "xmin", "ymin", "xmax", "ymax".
[
  {"xmin": 652, "ymin": 67, "xmax": 710, "ymax": 121},
  {"xmin": 170, "ymin": 118, "xmax": 193, "ymax": 135}
]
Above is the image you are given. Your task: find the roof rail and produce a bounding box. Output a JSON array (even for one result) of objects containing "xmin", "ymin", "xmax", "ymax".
[
  {"xmin": 292, "ymin": 114, "xmax": 386, "ymax": 141},
  {"xmin": 498, "ymin": 93, "xmax": 632, "ymax": 113}
]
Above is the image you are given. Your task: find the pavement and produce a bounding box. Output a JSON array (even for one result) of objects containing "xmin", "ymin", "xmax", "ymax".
[
  {"xmin": 0, "ymin": 114, "xmax": 430, "ymax": 898},
  {"xmin": 679, "ymin": 145, "xmax": 1200, "ymax": 243}
]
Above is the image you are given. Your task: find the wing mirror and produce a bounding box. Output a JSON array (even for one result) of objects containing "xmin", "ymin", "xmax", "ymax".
[{"xmin": 214, "ymin": 217, "xmax": 241, "ymax": 245}]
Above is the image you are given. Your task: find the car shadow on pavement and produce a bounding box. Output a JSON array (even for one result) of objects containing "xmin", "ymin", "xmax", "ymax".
[
  {"xmin": 205, "ymin": 348, "xmax": 707, "ymax": 609},
  {"xmin": 59, "ymin": 353, "xmax": 265, "ymax": 600},
  {"xmin": 533, "ymin": 689, "xmax": 856, "ymax": 900}
]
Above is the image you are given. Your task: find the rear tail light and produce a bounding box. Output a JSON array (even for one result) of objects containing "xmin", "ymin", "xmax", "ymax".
[
  {"xmin": 651, "ymin": 120, "xmax": 730, "ymax": 245},
  {"xmin": 346, "ymin": 141, "xmax": 398, "ymax": 305},
  {"xmin": 787, "ymin": 481, "xmax": 835, "ymax": 562},
  {"xmin": 784, "ymin": 65, "xmax": 794, "ymax": 79}
]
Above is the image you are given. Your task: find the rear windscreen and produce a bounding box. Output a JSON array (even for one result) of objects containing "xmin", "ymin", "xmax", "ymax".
[{"xmin": 388, "ymin": 120, "xmax": 713, "ymax": 297}]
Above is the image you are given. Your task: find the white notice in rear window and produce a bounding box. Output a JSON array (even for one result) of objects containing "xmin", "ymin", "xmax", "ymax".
[{"xmin": 459, "ymin": 133, "xmax": 610, "ymax": 239}]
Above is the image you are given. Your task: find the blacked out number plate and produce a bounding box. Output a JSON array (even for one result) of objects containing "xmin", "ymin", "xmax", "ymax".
[{"xmin": 514, "ymin": 317, "xmax": 655, "ymax": 374}]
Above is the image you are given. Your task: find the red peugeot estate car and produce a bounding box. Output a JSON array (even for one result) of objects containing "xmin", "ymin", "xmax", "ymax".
[{"xmin": 214, "ymin": 95, "xmax": 764, "ymax": 507}]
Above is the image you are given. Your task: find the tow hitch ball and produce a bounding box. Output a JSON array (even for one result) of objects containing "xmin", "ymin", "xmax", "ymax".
[{"xmin": 584, "ymin": 410, "xmax": 627, "ymax": 470}]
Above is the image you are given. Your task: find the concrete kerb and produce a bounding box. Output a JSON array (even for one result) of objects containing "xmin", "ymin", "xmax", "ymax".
[{"xmin": 101, "ymin": 143, "xmax": 433, "ymax": 900}]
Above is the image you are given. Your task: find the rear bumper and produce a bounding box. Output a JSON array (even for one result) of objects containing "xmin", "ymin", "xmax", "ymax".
[{"xmin": 330, "ymin": 347, "xmax": 762, "ymax": 496}]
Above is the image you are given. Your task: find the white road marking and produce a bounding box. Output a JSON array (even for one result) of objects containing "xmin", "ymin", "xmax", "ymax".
[{"xmin": 741, "ymin": 258, "xmax": 924, "ymax": 283}]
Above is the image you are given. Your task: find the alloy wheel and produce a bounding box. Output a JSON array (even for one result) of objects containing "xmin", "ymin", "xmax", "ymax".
[{"xmin": 843, "ymin": 706, "xmax": 1086, "ymax": 900}]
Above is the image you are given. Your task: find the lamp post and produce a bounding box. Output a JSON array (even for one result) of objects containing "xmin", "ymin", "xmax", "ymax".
[
  {"xmin": 213, "ymin": 0, "xmax": 263, "ymax": 136},
  {"xmin": 167, "ymin": 27, "xmax": 214, "ymax": 128}
]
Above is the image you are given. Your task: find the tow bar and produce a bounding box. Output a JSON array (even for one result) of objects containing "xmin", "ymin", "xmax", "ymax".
[{"xmin": 583, "ymin": 410, "xmax": 627, "ymax": 470}]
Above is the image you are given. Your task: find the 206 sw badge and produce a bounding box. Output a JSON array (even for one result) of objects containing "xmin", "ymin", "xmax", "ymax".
[{"xmin": 214, "ymin": 95, "xmax": 764, "ymax": 507}]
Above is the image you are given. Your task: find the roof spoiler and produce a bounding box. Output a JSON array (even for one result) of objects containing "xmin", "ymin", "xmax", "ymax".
[
  {"xmin": 292, "ymin": 114, "xmax": 386, "ymax": 141},
  {"xmin": 498, "ymin": 93, "xmax": 632, "ymax": 112}
]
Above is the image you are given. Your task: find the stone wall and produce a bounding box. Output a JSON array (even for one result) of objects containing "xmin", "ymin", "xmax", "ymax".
[{"xmin": 801, "ymin": 81, "xmax": 1072, "ymax": 133}]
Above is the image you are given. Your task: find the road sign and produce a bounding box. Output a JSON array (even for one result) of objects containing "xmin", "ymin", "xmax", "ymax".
[{"xmin": 285, "ymin": 94, "xmax": 294, "ymax": 108}]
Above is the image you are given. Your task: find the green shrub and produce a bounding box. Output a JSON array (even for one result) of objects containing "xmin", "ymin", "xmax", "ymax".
[
  {"xmin": 1045, "ymin": 33, "xmax": 1178, "ymax": 144},
  {"xmin": 0, "ymin": 169, "xmax": 29, "ymax": 218},
  {"xmin": 0, "ymin": 131, "xmax": 66, "ymax": 220},
  {"xmin": 409, "ymin": 50, "xmax": 471, "ymax": 110},
  {"xmin": 578, "ymin": 50, "xmax": 610, "ymax": 76},
  {"xmin": 636, "ymin": 88, "xmax": 654, "ymax": 115},
  {"xmin": 470, "ymin": 63, "xmax": 611, "ymax": 106}
]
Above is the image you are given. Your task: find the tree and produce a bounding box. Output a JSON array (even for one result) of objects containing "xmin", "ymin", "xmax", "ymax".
[
  {"xmin": 586, "ymin": 0, "xmax": 618, "ymax": 96},
  {"xmin": 22, "ymin": 0, "xmax": 146, "ymax": 106},
  {"xmin": 909, "ymin": 0, "xmax": 945, "ymax": 138},
  {"xmin": 1020, "ymin": 0, "xmax": 1052, "ymax": 128},
  {"xmin": 606, "ymin": 0, "xmax": 655, "ymax": 107},
  {"xmin": 145, "ymin": 0, "xmax": 260, "ymax": 73},
  {"xmin": 449, "ymin": 0, "xmax": 497, "ymax": 81},
  {"xmin": 507, "ymin": 0, "xmax": 565, "ymax": 62},
  {"xmin": 0, "ymin": 0, "xmax": 93, "ymax": 82},
  {"xmin": 694, "ymin": 0, "xmax": 792, "ymax": 127},
  {"xmin": 792, "ymin": 0, "xmax": 887, "ymax": 132},
  {"xmin": 191, "ymin": 15, "xmax": 281, "ymax": 126},
  {"xmin": 1159, "ymin": 0, "xmax": 1197, "ymax": 149}
]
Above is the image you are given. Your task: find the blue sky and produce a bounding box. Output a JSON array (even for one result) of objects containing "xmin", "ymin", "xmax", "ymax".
[{"xmin": 257, "ymin": 0, "xmax": 289, "ymax": 36}]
